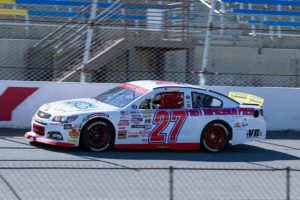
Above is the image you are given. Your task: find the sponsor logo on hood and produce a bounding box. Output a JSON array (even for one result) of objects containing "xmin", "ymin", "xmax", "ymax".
[{"xmin": 65, "ymin": 101, "xmax": 98, "ymax": 109}]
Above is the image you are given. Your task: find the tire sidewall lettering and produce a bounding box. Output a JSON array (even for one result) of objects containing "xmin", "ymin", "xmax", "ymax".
[{"xmin": 87, "ymin": 121, "xmax": 107, "ymax": 131}]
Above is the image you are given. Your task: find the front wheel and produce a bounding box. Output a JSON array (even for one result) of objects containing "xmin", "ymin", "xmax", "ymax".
[
  {"xmin": 81, "ymin": 120, "xmax": 114, "ymax": 152},
  {"xmin": 201, "ymin": 122, "xmax": 230, "ymax": 153}
]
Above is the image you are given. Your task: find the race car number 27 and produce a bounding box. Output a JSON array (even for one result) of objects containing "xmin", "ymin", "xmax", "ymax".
[{"xmin": 149, "ymin": 110, "xmax": 187, "ymax": 143}]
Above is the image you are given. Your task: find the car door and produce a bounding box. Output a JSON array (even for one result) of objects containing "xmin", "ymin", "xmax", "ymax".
[{"xmin": 136, "ymin": 88, "xmax": 195, "ymax": 144}]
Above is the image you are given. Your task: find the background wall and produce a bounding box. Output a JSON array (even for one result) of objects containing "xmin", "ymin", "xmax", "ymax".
[
  {"xmin": 0, "ymin": 80, "xmax": 298, "ymax": 131},
  {"xmin": 0, "ymin": 39, "xmax": 37, "ymax": 80}
]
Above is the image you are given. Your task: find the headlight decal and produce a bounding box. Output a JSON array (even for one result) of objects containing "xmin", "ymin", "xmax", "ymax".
[{"xmin": 52, "ymin": 115, "xmax": 78, "ymax": 123}]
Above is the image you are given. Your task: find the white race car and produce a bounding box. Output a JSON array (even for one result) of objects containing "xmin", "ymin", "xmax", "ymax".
[{"xmin": 25, "ymin": 80, "xmax": 266, "ymax": 152}]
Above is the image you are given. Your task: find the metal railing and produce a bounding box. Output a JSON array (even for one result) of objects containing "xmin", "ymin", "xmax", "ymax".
[{"xmin": 0, "ymin": 166, "xmax": 299, "ymax": 200}]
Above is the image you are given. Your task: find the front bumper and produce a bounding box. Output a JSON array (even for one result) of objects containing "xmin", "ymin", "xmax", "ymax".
[
  {"xmin": 24, "ymin": 119, "xmax": 81, "ymax": 148},
  {"xmin": 25, "ymin": 131, "xmax": 76, "ymax": 147}
]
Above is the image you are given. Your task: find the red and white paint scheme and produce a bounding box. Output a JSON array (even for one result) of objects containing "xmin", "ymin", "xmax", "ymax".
[{"xmin": 25, "ymin": 80, "xmax": 266, "ymax": 152}]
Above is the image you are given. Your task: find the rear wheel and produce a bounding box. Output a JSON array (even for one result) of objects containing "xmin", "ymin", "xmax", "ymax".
[
  {"xmin": 201, "ymin": 122, "xmax": 229, "ymax": 153},
  {"xmin": 81, "ymin": 120, "xmax": 114, "ymax": 152}
]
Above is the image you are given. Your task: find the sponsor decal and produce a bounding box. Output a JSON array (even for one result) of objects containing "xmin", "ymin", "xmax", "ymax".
[
  {"xmin": 139, "ymin": 130, "xmax": 150, "ymax": 135},
  {"xmin": 131, "ymin": 121, "xmax": 142, "ymax": 125},
  {"xmin": 119, "ymin": 83, "xmax": 149, "ymax": 94},
  {"xmin": 88, "ymin": 113, "xmax": 109, "ymax": 119},
  {"xmin": 145, "ymin": 118, "xmax": 151, "ymax": 124},
  {"xmin": 131, "ymin": 125, "xmax": 145, "ymax": 129},
  {"xmin": 247, "ymin": 129, "xmax": 262, "ymax": 138},
  {"xmin": 131, "ymin": 118, "xmax": 143, "ymax": 122},
  {"xmin": 231, "ymin": 92, "xmax": 247, "ymax": 98},
  {"xmin": 120, "ymin": 111, "xmax": 130, "ymax": 118},
  {"xmin": 131, "ymin": 104, "xmax": 138, "ymax": 109},
  {"xmin": 242, "ymin": 121, "xmax": 248, "ymax": 127},
  {"xmin": 69, "ymin": 128, "xmax": 80, "ymax": 137},
  {"xmin": 67, "ymin": 138, "xmax": 78, "ymax": 144},
  {"xmin": 131, "ymin": 124, "xmax": 152, "ymax": 130},
  {"xmin": 48, "ymin": 120, "xmax": 63, "ymax": 126},
  {"xmin": 229, "ymin": 92, "xmax": 264, "ymax": 106},
  {"xmin": 128, "ymin": 134, "xmax": 139, "ymax": 138},
  {"xmin": 48, "ymin": 122, "xmax": 63, "ymax": 126},
  {"xmin": 186, "ymin": 95, "xmax": 191, "ymax": 99},
  {"xmin": 47, "ymin": 132, "xmax": 63, "ymax": 140},
  {"xmin": 202, "ymin": 108, "xmax": 253, "ymax": 116},
  {"xmin": 128, "ymin": 131, "xmax": 140, "ymax": 138},
  {"xmin": 118, "ymin": 133, "xmax": 127, "ymax": 139},
  {"xmin": 118, "ymin": 130, "xmax": 127, "ymax": 134},
  {"xmin": 166, "ymin": 87, "xmax": 180, "ymax": 91},
  {"xmin": 131, "ymin": 117, "xmax": 143, "ymax": 125},
  {"xmin": 130, "ymin": 111, "xmax": 140, "ymax": 114},
  {"xmin": 176, "ymin": 108, "xmax": 253, "ymax": 117},
  {"xmin": 234, "ymin": 122, "xmax": 241, "ymax": 128},
  {"xmin": 237, "ymin": 108, "xmax": 255, "ymax": 116},
  {"xmin": 142, "ymin": 110, "xmax": 153, "ymax": 116},
  {"xmin": 0, "ymin": 87, "xmax": 38, "ymax": 121},
  {"xmin": 249, "ymin": 96, "xmax": 262, "ymax": 104},
  {"xmin": 131, "ymin": 114, "xmax": 142, "ymax": 118},
  {"xmin": 145, "ymin": 124, "xmax": 152, "ymax": 130},
  {"xmin": 187, "ymin": 109, "xmax": 201, "ymax": 117},
  {"xmin": 235, "ymin": 118, "xmax": 248, "ymax": 128},
  {"xmin": 65, "ymin": 101, "xmax": 97, "ymax": 109},
  {"xmin": 186, "ymin": 103, "xmax": 191, "ymax": 108},
  {"xmin": 118, "ymin": 120, "xmax": 129, "ymax": 126},
  {"xmin": 118, "ymin": 126, "xmax": 127, "ymax": 130},
  {"xmin": 128, "ymin": 131, "xmax": 139, "ymax": 135},
  {"xmin": 64, "ymin": 124, "xmax": 72, "ymax": 129}
]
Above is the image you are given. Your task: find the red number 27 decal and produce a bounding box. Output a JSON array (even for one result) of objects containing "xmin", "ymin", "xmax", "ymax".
[{"xmin": 149, "ymin": 110, "xmax": 187, "ymax": 143}]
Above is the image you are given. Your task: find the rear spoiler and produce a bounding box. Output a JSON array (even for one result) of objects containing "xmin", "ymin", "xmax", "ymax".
[{"xmin": 228, "ymin": 91, "xmax": 264, "ymax": 106}]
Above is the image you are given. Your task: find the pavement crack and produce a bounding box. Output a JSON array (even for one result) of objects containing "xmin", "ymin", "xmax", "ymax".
[
  {"xmin": 77, "ymin": 156, "xmax": 140, "ymax": 171},
  {"xmin": 0, "ymin": 174, "xmax": 21, "ymax": 200},
  {"xmin": 257, "ymin": 141, "xmax": 300, "ymax": 151},
  {"xmin": 1, "ymin": 137, "xmax": 32, "ymax": 146}
]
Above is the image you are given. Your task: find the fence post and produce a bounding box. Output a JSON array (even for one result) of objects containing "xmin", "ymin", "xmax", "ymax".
[
  {"xmin": 169, "ymin": 166, "xmax": 174, "ymax": 200},
  {"xmin": 286, "ymin": 167, "xmax": 290, "ymax": 200}
]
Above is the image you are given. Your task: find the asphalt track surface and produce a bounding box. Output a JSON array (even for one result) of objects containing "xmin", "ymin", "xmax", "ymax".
[{"xmin": 0, "ymin": 129, "xmax": 299, "ymax": 200}]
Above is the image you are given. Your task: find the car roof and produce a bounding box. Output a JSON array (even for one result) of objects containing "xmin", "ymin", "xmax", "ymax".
[{"xmin": 127, "ymin": 80, "xmax": 205, "ymax": 91}]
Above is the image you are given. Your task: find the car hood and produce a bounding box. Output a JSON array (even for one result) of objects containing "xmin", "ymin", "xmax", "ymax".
[{"xmin": 39, "ymin": 98, "xmax": 118, "ymax": 115}]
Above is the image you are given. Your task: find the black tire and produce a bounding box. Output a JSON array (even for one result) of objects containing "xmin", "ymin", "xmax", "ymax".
[
  {"xmin": 81, "ymin": 120, "xmax": 114, "ymax": 152},
  {"xmin": 201, "ymin": 122, "xmax": 230, "ymax": 153}
]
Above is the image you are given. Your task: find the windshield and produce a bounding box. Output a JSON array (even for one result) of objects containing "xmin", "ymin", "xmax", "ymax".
[{"xmin": 94, "ymin": 86, "xmax": 144, "ymax": 107}]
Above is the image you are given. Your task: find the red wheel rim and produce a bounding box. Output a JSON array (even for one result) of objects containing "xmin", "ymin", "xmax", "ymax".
[
  {"xmin": 88, "ymin": 125, "xmax": 109, "ymax": 148},
  {"xmin": 205, "ymin": 127, "xmax": 225, "ymax": 148}
]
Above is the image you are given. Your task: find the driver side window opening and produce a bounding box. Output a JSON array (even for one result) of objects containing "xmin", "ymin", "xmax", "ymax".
[
  {"xmin": 192, "ymin": 92, "xmax": 222, "ymax": 108},
  {"xmin": 139, "ymin": 91, "xmax": 184, "ymax": 109}
]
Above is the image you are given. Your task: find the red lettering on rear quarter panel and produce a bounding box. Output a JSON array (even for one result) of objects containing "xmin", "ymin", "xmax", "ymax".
[{"xmin": 0, "ymin": 87, "xmax": 38, "ymax": 121}]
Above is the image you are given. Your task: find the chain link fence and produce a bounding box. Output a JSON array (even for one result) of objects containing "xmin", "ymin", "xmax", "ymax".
[
  {"xmin": 0, "ymin": 167, "xmax": 299, "ymax": 200},
  {"xmin": 0, "ymin": 0, "xmax": 300, "ymax": 86}
]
